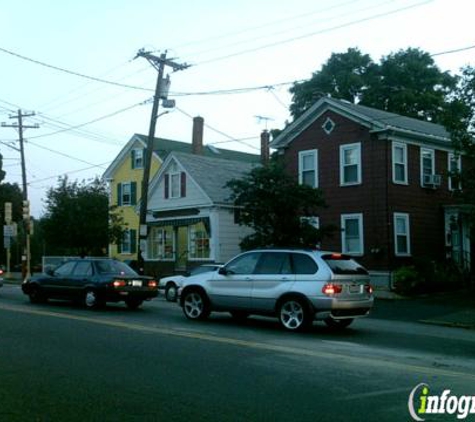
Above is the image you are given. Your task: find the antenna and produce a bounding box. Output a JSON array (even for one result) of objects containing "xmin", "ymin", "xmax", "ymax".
[{"xmin": 254, "ymin": 115, "xmax": 274, "ymax": 130}]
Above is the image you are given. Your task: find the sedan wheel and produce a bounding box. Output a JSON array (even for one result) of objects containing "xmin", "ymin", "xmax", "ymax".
[
  {"xmin": 84, "ymin": 289, "xmax": 103, "ymax": 310},
  {"xmin": 165, "ymin": 283, "xmax": 177, "ymax": 302},
  {"xmin": 28, "ymin": 285, "xmax": 47, "ymax": 304},
  {"xmin": 182, "ymin": 290, "xmax": 210, "ymax": 320},
  {"xmin": 279, "ymin": 298, "xmax": 311, "ymax": 331}
]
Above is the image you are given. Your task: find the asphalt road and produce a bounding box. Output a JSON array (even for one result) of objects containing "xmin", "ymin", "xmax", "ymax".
[{"xmin": 0, "ymin": 285, "xmax": 474, "ymax": 422}]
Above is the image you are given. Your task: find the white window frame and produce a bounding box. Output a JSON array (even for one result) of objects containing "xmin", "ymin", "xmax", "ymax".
[
  {"xmin": 132, "ymin": 148, "xmax": 144, "ymax": 169},
  {"xmin": 393, "ymin": 213, "xmax": 411, "ymax": 256},
  {"xmin": 448, "ymin": 153, "xmax": 462, "ymax": 191},
  {"xmin": 420, "ymin": 147, "xmax": 435, "ymax": 187},
  {"xmin": 121, "ymin": 182, "xmax": 132, "ymax": 206},
  {"xmin": 392, "ymin": 142, "xmax": 408, "ymax": 184},
  {"xmin": 298, "ymin": 150, "xmax": 318, "ymax": 188},
  {"xmin": 169, "ymin": 172, "xmax": 181, "ymax": 199},
  {"xmin": 341, "ymin": 213, "xmax": 364, "ymax": 256},
  {"xmin": 340, "ymin": 143, "xmax": 362, "ymax": 186},
  {"xmin": 148, "ymin": 227, "xmax": 175, "ymax": 261}
]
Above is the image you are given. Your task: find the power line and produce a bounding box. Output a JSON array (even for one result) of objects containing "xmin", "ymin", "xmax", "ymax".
[
  {"xmin": 195, "ymin": 0, "xmax": 433, "ymax": 65},
  {"xmin": 175, "ymin": 106, "xmax": 260, "ymax": 151},
  {"xmin": 431, "ymin": 45, "xmax": 475, "ymax": 57},
  {"xmin": 0, "ymin": 46, "xmax": 153, "ymax": 91}
]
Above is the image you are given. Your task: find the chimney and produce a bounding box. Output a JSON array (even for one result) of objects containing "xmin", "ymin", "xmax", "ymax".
[
  {"xmin": 260, "ymin": 130, "xmax": 270, "ymax": 164},
  {"xmin": 192, "ymin": 116, "xmax": 204, "ymax": 155}
]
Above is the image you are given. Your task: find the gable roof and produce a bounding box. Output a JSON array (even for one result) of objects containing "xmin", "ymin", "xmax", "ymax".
[
  {"xmin": 103, "ymin": 133, "xmax": 260, "ymax": 180},
  {"xmin": 270, "ymin": 97, "xmax": 451, "ymax": 149},
  {"xmin": 154, "ymin": 151, "xmax": 259, "ymax": 205}
]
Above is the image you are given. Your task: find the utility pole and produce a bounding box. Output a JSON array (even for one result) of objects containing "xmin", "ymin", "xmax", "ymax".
[
  {"xmin": 135, "ymin": 50, "xmax": 189, "ymax": 273},
  {"xmin": 1, "ymin": 110, "xmax": 39, "ymax": 279}
]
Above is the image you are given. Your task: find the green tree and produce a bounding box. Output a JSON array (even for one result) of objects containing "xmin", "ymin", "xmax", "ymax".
[
  {"xmin": 445, "ymin": 66, "xmax": 475, "ymax": 211},
  {"xmin": 362, "ymin": 48, "xmax": 456, "ymax": 123},
  {"xmin": 226, "ymin": 161, "xmax": 332, "ymax": 250},
  {"xmin": 289, "ymin": 47, "xmax": 457, "ymax": 123},
  {"xmin": 41, "ymin": 176, "xmax": 124, "ymax": 256},
  {"xmin": 290, "ymin": 48, "xmax": 375, "ymax": 118}
]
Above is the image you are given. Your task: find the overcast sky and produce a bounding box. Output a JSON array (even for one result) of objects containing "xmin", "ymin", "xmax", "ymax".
[{"xmin": 1, "ymin": 0, "xmax": 474, "ymax": 217}]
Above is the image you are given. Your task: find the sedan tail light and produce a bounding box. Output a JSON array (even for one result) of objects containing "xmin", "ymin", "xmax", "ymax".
[
  {"xmin": 148, "ymin": 280, "xmax": 158, "ymax": 288},
  {"xmin": 322, "ymin": 283, "xmax": 342, "ymax": 295},
  {"xmin": 112, "ymin": 280, "xmax": 126, "ymax": 288}
]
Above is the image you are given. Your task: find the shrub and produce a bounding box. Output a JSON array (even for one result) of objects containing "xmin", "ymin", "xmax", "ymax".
[{"xmin": 392, "ymin": 266, "xmax": 422, "ymax": 295}]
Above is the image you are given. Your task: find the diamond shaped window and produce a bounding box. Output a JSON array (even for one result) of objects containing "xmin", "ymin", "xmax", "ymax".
[{"xmin": 322, "ymin": 117, "xmax": 335, "ymax": 135}]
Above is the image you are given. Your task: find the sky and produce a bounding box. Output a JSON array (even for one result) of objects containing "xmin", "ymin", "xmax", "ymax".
[{"xmin": 0, "ymin": 0, "xmax": 474, "ymax": 217}]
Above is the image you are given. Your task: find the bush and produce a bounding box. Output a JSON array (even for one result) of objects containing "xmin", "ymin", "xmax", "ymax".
[{"xmin": 393, "ymin": 266, "xmax": 422, "ymax": 295}]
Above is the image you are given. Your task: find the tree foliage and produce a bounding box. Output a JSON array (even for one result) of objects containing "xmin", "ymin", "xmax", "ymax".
[
  {"xmin": 289, "ymin": 47, "xmax": 457, "ymax": 123},
  {"xmin": 41, "ymin": 176, "xmax": 124, "ymax": 256},
  {"xmin": 0, "ymin": 182, "xmax": 23, "ymax": 222},
  {"xmin": 226, "ymin": 161, "xmax": 332, "ymax": 250},
  {"xmin": 444, "ymin": 66, "xmax": 475, "ymax": 213}
]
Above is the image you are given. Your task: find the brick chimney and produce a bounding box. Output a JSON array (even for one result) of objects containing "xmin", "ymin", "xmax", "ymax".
[
  {"xmin": 192, "ymin": 116, "xmax": 204, "ymax": 155},
  {"xmin": 260, "ymin": 130, "xmax": 270, "ymax": 164}
]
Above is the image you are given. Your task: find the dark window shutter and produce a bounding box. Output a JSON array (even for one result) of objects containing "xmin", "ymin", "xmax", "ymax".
[
  {"xmin": 131, "ymin": 150, "xmax": 136, "ymax": 169},
  {"xmin": 117, "ymin": 183, "xmax": 122, "ymax": 206},
  {"xmin": 164, "ymin": 174, "xmax": 169, "ymax": 199},
  {"xmin": 131, "ymin": 182, "xmax": 137, "ymax": 205},
  {"xmin": 130, "ymin": 229, "xmax": 137, "ymax": 254},
  {"xmin": 117, "ymin": 235, "xmax": 122, "ymax": 253},
  {"xmin": 181, "ymin": 172, "xmax": 186, "ymax": 197}
]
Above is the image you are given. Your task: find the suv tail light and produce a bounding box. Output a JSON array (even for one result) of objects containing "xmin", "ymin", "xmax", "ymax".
[
  {"xmin": 322, "ymin": 283, "xmax": 342, "ymax": 295},
  {"xmin": 365, "ymin": 284, "xmax": 373, "ymax": 294}
]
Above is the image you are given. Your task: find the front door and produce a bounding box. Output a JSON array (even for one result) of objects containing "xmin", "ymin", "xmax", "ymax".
[{"xmin": 175, "ymin": 226, "xmax": 188, "ymax": 271}]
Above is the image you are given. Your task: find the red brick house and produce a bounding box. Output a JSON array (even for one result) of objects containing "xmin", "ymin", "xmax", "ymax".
[{"xmin": 270, "ymin": 97, "xmax": 470, "ymax": 289}]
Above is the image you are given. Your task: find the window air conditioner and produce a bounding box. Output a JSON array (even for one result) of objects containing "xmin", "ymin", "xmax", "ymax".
[{"xmin": 423, "ymin": 174, "xmax": 442, "ymax": 187}]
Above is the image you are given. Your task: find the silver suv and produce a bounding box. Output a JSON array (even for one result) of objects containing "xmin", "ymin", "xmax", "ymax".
[{"xmin": 179, "ymin": 249, "xmax": 374, "ymax": 331}]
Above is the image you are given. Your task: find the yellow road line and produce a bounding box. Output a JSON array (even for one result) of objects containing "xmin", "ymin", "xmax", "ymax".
[{"xmin": 1, "ymin": 302, "xmax": 474, "ymax": 381}]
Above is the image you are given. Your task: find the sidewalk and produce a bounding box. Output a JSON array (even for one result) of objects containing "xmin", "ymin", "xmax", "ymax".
[{"xmin": 373, "ymin": 289, "xmax": 475, "ymax": 329}]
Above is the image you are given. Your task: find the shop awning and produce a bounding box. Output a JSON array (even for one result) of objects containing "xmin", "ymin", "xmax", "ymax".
[{"xmin": 150, "ymin": 217, "xmax": 210, "ymax": 233}]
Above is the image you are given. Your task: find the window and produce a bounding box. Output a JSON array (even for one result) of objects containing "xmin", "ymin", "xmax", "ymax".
[
  {"xmin": 148, "ymin": 227, "xmax": 174, "ymax": 260},
  {"xmin": 117, "ymin": 182, "xmax": 137, "ymax": 206},
  {"xmin": 298, "ymin": 150, "xmax": 318, "ymax": 188},
  {"xmin": 54, "ymin": 261, "xmax": 76, "ymax": 277},
  {"xmin": 131, "ymin": 148, "xmax": 144, "ymax": 169},
  {"xmin": 392, "ymin": 142, "xmax": 408, "ymax": 184},
  {"xmin": 291, "ymin": 253, "xmax": 318, "ymax": 274},
  {"xmin": 394, "ymin": 213, "xmax": 410, "ymax": 256},
  {"xmin": 448, "ymin": 153, "xmax": 462, "ymax": 191},
  {"xmin": 164, "ymin": 163, "xmax": 186, "ymax": 199},
  {"xmin": 420, "ymin": 148, "xmax": 435, "ymax": 186},
  {"xmin": 255, "ymin": 252, "xmax": 292, "ymax": 275},
  {"xmin": 72, "ymin": 261, "xmax": 93, "ymax": 277},
  {"xmin": 322, "ymin": 117, "xmax": 335, "ymax": 135},
  {"xmin": 341, "ymin": 213, "xmax": 364, "ymax": 255},
  {"xmin": 119, "ymin": 229, "xmax": 137, "ymax": 254},
  {"xmin": 340, "ymin": 143, "xmax": 361, "ymax": 185},
  {"xmin": 189, "ymin": 222, "xmax": 211, "ymax": 260},
  {"xmin": 225, "ymin": 252, "xmax": 260, "ymax": 275}
]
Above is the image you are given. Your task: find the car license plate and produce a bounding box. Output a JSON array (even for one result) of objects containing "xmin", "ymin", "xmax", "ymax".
[
  {"xmin": 349, "ymin": 284, "xmax": 361, "ymax": 294},
  {"xmin": 132, "ymin": 280, "xmax": 142, "ymax": 287}
]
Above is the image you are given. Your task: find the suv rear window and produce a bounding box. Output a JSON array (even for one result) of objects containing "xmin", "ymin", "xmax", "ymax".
[{"xmin": 321, "ymin": 254, "xmax": 368, "ymax": 275}]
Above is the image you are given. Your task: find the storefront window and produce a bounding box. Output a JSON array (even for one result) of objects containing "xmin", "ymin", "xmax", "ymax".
[
  {"xmin": 188, "ymin": 222, "xmax": 210, "ymax": 259},
  {"xmin": 148, "ymin": 226, "xmax": 174, "ymax": 260}
]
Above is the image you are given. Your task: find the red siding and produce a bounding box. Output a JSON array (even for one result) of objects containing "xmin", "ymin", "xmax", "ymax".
[{"xmin": 281, "ymin": 110, "xmax": 460, "ymax": 271}]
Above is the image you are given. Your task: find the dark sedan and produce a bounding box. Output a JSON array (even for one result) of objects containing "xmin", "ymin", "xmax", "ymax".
[{"xmin": 21, "ymin": 258, "xmax": 158, "ymax": 310}]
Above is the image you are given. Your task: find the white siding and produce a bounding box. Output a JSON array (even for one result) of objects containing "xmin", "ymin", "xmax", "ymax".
[
  {"xmin": 215, "ymin": 208, "xmax": 253, "ymax": 263},
  {"xmin": 148, "ymin": 171, "xmax": 212, "ymax": 212}
]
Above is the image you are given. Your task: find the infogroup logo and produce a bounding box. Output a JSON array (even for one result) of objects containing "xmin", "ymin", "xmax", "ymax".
[{"xmin": 408, "ymin": 383, "xmax": 475, "ymax": 420}]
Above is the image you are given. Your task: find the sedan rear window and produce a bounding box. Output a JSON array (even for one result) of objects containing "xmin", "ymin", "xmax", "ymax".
[{"xmin": 322, "ymin": 254, "xmax": 368, "ymax": 275}]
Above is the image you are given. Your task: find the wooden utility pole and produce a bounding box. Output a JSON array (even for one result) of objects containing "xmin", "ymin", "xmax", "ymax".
[
  {"xmin": 1, "ymin": 110, "xmax": 39, "ymax": 279},
  {"xmin": 135, "ymin": 50, "xmax": 189, "ymax": 273}
]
